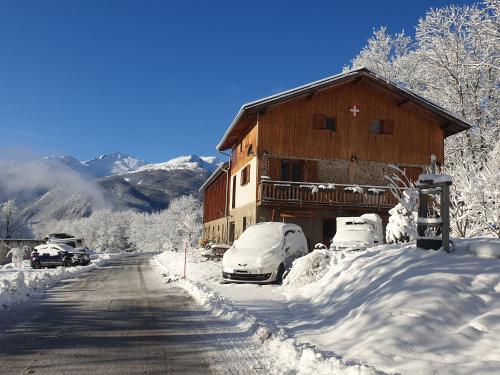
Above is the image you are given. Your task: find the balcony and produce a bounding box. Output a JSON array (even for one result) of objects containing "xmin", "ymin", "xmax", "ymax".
[{"xmin": 257, "ymin": 180, "xmax": 399, "ymax": 210}]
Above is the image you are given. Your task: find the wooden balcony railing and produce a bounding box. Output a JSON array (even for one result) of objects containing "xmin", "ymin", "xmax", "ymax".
[{"xmin": 257, "ymin": 180, "xmax": 399, "ymax": 209}]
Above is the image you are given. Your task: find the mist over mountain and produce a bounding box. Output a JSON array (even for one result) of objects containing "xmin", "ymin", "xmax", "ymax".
[{"xmin": 0, "ymin": 151, "xmax": 223, "ymax": 225}]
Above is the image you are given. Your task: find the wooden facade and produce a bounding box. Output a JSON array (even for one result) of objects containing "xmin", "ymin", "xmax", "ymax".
[
  {"xmin": 202, "ymin": 165, "xmax": 228, "ymax": 224},
  {"xmin": 257, "ymin": 80, "xmax": 445, "ymax": 166}
]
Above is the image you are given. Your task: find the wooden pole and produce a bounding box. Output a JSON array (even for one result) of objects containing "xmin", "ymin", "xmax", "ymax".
[{"xmin": 183, "ymin": 240, "xmax": 187, "ymax": 279}]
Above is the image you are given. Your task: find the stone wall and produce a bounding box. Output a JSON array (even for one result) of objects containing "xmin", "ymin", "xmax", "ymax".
[
  {"xmin": 202, "ymin": 217, "xmax": 228, "ymax": 244},
  {"xmin": 318, "ymin": 159, "xmax": 395, "ymax": 185}
]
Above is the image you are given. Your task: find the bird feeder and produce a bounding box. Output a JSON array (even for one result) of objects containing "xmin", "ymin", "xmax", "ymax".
[{"xmin": 416, "ymin": 156, "xmax": 452, "ymax": 252}]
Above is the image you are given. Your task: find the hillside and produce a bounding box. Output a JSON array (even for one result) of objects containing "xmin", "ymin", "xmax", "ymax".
[{"xmin": 0, "ymin": 152, "xmax": 222, "ymax": 224}]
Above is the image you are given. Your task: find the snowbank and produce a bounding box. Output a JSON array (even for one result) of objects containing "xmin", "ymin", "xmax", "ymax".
[
  {"xmin": 0, "ymin": 251, "xmax": 132, "ymax": 309},
  {"xmin": 154, "ymin": 250, "xmax": 390, "ymax": 375},
  {"xmin": 155, "ymin": 241, "xmax": 500, "ymax": 375},
  {"xmin": 468, "ymin": 239, "xmax": 500, "ymax": 258}
]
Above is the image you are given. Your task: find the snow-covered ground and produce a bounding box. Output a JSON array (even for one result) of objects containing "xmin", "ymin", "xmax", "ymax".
[
  {"xmin": 0, "ymin": 251, "xmax": 134, "ymax": 310},
  {"xmin": 155, "ymin": 238, "xmax": 500, "ymax": 375}
]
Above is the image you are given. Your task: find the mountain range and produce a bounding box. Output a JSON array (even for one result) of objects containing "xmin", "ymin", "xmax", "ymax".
[{"xmin": 0, "ymin": 152, "xmax": 223, "ymax": 224}]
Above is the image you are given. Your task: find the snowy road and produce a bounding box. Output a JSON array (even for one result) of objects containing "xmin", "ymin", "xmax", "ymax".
[{"xmin": 0, "ymin": 255, "xmax": 269, "ymax": 375}]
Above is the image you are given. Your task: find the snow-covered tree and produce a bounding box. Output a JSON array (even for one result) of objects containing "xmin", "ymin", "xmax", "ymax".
[
  {"xmin": 385, "ymin": 166, "xmax": 418, "ymax": 243},
  {"xmin": 350, "ymin": 1, "xmax": 499, "ymax": 238},
  {"xmin": 168, "ymin": 195, "xmax": 202, "ymax": 251},
  {"xmin": 33, "ymin": 195, "xmax": 203, "ymax": 252},
  {"xmin": 6, "ymin": 246, "xmax": 26, "ymax": 268},
  {"xmin": 0, "ymin": 200, "xmax": 31, "ymax": 239}
]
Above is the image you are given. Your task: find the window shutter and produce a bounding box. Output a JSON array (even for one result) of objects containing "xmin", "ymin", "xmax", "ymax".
[
  {"xmin": 381, "ymin": 119, "xmax": 394, "ymax": 135},
  {"xmin": 313, "ymin": 114, "xmax": 325, "ymax": 129}
]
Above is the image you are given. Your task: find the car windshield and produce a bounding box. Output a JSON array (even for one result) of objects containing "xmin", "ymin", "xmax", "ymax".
[{"xmin": 234, "ymin": 224, "xmax": 283, "ymax": 250}]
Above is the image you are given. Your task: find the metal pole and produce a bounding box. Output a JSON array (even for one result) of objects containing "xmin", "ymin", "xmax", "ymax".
[{"xmin": 441, "ymin": 185, "xmax": 450, "ymax": 252}]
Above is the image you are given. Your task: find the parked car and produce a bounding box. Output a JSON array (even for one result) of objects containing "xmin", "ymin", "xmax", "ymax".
[
  {"xmin": 31, "ymin": 243, "xmax": 91, "ymax": 269},
  {"xmin": 330, "ymin": 213, "xmax": 383, "ymax": 251},
  {"xmin": 222, "ymin": 222, "xmax": 308, "ymax": 284}
]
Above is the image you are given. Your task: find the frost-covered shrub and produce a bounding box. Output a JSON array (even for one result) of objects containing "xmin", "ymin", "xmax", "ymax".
[
  {"xmin": 386, "ymin": 202, "xmax": 417, "ymax": 243},
  {"xmin": 6, "ymin": 247, "xmax": 26, "ymax": 268},
  {"xmin": 283, "ymin": 249, "xmax": 333, "ymax": 288},
  {"xmin": 385, "ymin": 166, "xmax": 418, "ymax": 243}
]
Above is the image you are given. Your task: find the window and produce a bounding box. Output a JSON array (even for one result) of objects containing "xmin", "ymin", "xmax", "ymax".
[
  {"xmin": 247, "ymin": 144, "xmax": 254, "ymax": 156},
  {"xmin": 313, "ymin": 114, "xmax": 337, "ymax": 131},
  {"xmin": 280, "ymin": 161, "xmax": 290, "ymax": 181},
  {"xmin": 231, "ymin": 175, "xmax": 236, "ymax": 208},
  {"xmin": 240, "ymin": 164, "xmax": 251, "ymax": 186},
  {"xmin": 370, "ymin": 120, "xmax": 381, "ymax": 134},
  {"xmin": 242, "ymin": 217, "xmax": 247, "ymax": 232},
  {"xmin": 370, "ymin": 119, "xmax": 394, "ymax": 135},
  {"xmin": 280, "ymin": 160, "xmax": 304, "ymax": 182},
  {"xmin": 291, "ymin": 162, "xmax": 303, "ymax": 181}
]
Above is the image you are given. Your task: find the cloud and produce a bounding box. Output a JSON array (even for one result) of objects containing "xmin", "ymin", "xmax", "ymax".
[{"xmin": 0, "ymin": 148, "xmax": 108, "ymax": 220}]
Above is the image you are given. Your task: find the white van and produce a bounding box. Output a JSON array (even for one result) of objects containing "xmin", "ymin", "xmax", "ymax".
[
  {"xmin": 222, "ymin": 222, "xmax": 308, "ymax": 284},
  {"xmin": 330, "ymin": 214, "xmax": 383, "ymax": 251}
]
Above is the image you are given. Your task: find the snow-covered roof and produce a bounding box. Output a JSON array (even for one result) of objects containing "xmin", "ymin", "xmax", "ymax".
[{"xmin": 217, "ymin": 67, "xmax": 472, "ymax": 151}]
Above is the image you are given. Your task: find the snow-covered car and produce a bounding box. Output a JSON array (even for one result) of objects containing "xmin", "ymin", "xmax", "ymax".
[
  {"xmin": 222, "ymin": 222, "xmax": 308, "ymax": 284},
  {"xmin": 45, "ymin": 233, "xmax": 84, "ymax": 248},
  {"xmin": 31, "ymin": 244, "xmax": 91, "ymax": 269},
  {"xmin": 330, "ymin": 214, "xmax": 383, "ymax": 251}
]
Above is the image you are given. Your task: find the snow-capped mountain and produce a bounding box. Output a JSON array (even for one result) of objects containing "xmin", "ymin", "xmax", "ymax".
[
  {"xmin": 137, "ymin": 155, "xmax": 223, "ymax": 174},
  {"xmin": 41, "ymin": 152, "xmax": 222, "ymax": 177},
  {"xmin": 82, "ymin": 152, "xmax": 146, "ymax": 177},
  {"xmin": 0, "ymin": 152, "xmax": 225, "ymax": 224}
]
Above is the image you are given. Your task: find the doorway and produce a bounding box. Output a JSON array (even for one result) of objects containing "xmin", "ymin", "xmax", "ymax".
[
  {"xmin": 322, "ymin": 218, "xmax": 336, "ymax": 247},
  {"xmin": 228, "ymin": 222, "xmax": 235, "ymax": 244}
]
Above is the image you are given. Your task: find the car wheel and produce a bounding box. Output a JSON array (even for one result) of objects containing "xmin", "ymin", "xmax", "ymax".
[
  {"xmin": 275, "ymin": 264, "xmax": 285, "ymax": 284},
  {"xmin": 63, "ymin": 259, "xmax": 73, "ymax": 267},
  {"xmin": 32, "ymin": 261, "xmax": 41, "ymax": 269}
]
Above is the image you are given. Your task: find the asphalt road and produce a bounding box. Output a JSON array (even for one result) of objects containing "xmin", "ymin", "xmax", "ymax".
[{"xmin": 0, "ymin": 255, "xmax": 267, "ymax": 375}]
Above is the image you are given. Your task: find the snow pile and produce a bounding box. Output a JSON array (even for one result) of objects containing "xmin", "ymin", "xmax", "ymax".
[
  {"xmin": 417, "ymin": 173, "xmax": 453, "ymax": 184},
  {"xmin": 155, "ymin": 240, "xmax": 500, "ymax": 375},
  {"xmin": 0, "ymin": 252, "xmax": 131, "ymax": 309},
  {"xmin": 468, "ymin": 239, "xmax": 500, "ymax": 258},
  {"xmin": 154, "ymin": 250, "xmax": 389, "ymax": 375},
  {"xmin": 282, "ymin": 249, "xmax": 337, "ymax": 288},
  {"xmin": 284, "ymin": 244, "xmax": 500, "ymax": 375}
]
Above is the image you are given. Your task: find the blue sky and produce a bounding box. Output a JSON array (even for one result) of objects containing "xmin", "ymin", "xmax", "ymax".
[{"xmin": 0, "ymin": 0, "xmax": 475, "ymax": 163}]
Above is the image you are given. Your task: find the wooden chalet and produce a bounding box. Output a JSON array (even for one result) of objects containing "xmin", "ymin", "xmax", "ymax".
[{"xmin": 200, "ymin": 67, "xmax": 471, "ymax": 247}]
